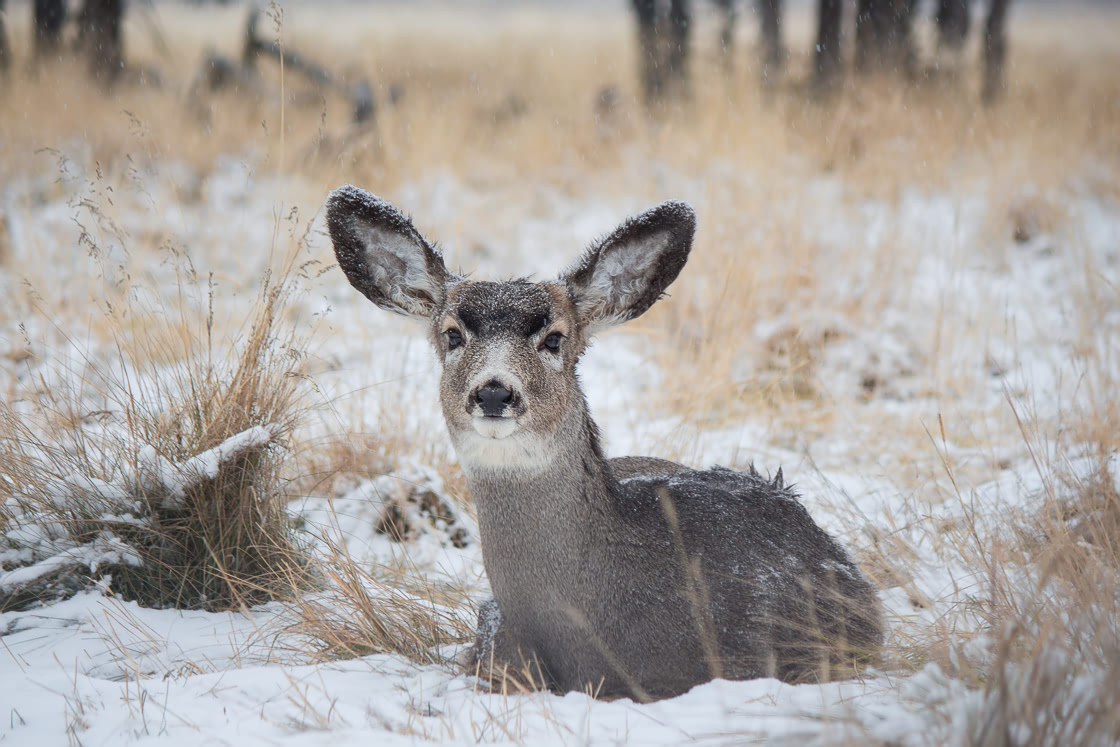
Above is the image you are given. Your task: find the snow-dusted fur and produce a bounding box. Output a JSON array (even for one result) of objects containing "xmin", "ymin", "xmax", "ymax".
[{"xmin": 325, "ymin": 184, "xmax": 883, "ymax": 701}]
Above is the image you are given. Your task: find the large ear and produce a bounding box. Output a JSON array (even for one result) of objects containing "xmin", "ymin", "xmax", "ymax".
[
  {"xmin": 325, "ymin": 185, "xmax": 456, "ymax": 320},
  {"xmin": 561, "ymin": 200, "xmax": 695, "ymax": 335}
]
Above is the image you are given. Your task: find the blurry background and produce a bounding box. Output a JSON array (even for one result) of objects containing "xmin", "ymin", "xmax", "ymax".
[{"xmin": 2, "ymin": 0, "xmax": 1115, "ymax": 462}]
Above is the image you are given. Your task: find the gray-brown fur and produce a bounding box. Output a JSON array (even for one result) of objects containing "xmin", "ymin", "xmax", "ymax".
[{"xmin": 326, "ymin": 184, "xmax": 883, "ymax": 701}]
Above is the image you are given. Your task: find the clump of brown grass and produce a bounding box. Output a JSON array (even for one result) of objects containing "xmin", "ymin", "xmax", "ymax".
[
  {"xmin": 284, "ymin": 431, "xmax": 477, "ymax": 665},
  {"xmin": 850, "ymin": 407, "xmax": 1120, "ymax": 743},
  {"xmin": 0, "ymin": 265, "xmax": 311, "ymax": 612},
  {"xmin": 294, "ymin": 432, "xmax": 395, "ymax": 499},
  {"xmin": 284, "ymin": 521, "xmax": 472, "ymax": 666},
  {"xmin": 948, "ymin": 462, "xmax": 1120, "ymax": 745}
]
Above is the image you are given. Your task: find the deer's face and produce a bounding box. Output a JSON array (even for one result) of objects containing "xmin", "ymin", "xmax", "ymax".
[
  {"xmin": 325, "ymin": 185, "xmax": 695, "ymax": 474},
  {"xmin": 432, "ymin": 280, "xmax": 585, "ymax": 467}
]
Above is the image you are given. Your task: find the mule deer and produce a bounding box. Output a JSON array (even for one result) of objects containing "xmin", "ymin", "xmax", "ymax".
[{"xmin": 326, "ymin": 185, "xmax": 883, "ymax": 701}]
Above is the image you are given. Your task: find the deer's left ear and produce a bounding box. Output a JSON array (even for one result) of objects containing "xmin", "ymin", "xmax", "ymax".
[{"xmin": 561, "ymin": 200, "xmax": 695, "ymax": 335}]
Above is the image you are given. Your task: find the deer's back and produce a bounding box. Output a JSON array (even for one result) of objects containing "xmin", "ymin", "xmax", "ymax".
[
  {"xmin": 611, "ymin": 463, "xmax": 863, "ymax": 585},
  {"xmin": 554, "ymin": 461, "xmax": 885, "ymax": 696}
]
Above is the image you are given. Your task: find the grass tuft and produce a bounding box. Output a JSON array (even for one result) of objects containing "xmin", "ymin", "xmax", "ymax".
[
  {"xmin": 284, "ymin": 525, "xmax": 472, "ymax": 666},
  {"xmin": 956, "ymin": 463, "xmax": 1120, "ymax": 744},
  {"xmin": 0, "ymin": 268, "xmax": 311, "ymax": 612}
]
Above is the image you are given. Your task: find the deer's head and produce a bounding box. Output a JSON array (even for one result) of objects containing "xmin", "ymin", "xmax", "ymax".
[{"xmin": 325, "ymin": 185, "xmax": 695, "ymax": 472}]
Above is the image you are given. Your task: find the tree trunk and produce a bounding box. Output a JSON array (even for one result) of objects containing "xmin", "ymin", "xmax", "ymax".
[
  {"xmin": 758, "ymin": 0, "xmax": 783, "ymax": 82},
  {"xmin": 77, "ymin": 0, "xmax": 124, "ymax": 83},
  {"xmin": 814, "ymin": 0, "xmax": 843, "ymax": 91},
  {"xmin": 983, "ymin": 0, "xmax": 1010, "ymax": 103},
  {"xmin": 936, "ymin": 0, "xmax": 971, "ymax": 50},
  {"xmin": 34, "ymin": 0, "xmax": 66, "ymax": 59}
]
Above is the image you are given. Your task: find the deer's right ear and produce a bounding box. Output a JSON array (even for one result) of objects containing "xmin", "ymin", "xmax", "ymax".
[{"xmin": 325, "ymin": 185, "xmax": 454, "ymax": 320}]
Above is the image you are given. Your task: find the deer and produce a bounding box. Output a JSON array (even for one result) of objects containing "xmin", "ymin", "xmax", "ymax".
[{"xmin": 325, "ymin": 184, "xmax": 884, "ymax": 701}]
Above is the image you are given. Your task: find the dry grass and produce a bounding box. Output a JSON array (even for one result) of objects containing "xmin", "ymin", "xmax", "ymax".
[
  {"xmin": 1, "ymin": 4, "xmax": 1116, "ymax": 189},
  {"xmin": 2, "ymin": 5, "xmax": 1115, "ymax": 448},
  {"xmin": 938, "ymin": 462, "xmax": 1120, "ymax": 744},
  {"xmin": 282, "ymin": 522, "xmax": 473, "ymax": 666},
  {"xmin": 0, "ymin": 234, "xmax": 313, "ymax": 611},
  {"xmin": 284, "ymin": 423, "xmax": 478, "ymax": 667},
  {"xmin": 830, "ymin": 377, "xmax": 1120, "ymax": 742},
  {"xmin": 293, "ymin": 411, "xmax": 469, "ymax": 505}
]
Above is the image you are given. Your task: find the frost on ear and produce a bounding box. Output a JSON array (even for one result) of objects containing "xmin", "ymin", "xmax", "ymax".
[
  {"xmin": 562, "ymin": 200, "xmax": 696, "ymax": 334},
  {"xmin": 325, "ymin": 185, "xmax": 456, "ymax": 320}
]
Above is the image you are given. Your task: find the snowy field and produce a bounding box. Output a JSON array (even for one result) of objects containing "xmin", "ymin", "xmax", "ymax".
[{"xmin": 3, "ymin": 2, "xmax": 1120, "ymax": 745}]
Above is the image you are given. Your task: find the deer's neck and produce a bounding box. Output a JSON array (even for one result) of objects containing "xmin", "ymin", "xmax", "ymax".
[
  {"xmin": 452, "ymin": 394, "xmax": 618, "ymax": 559},
  {"xmin": 453, "ymin": 395, "xmax": 633, "ymax": 636}
]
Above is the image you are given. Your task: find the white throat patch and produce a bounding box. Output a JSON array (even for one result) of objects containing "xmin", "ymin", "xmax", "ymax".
[{"xmin": 453, "ymin": 425, "xmax": 554, "ymax": 475}]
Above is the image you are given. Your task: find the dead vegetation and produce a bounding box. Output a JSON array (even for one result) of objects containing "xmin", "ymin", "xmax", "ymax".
[
  {"xmin": 0, "ymin": 5, "xmax": 1117, "ymax": 191},
  {"xmin": 833, "ymin": 388, "xmax": 1120, "ymax": 742},
  {"xmin": 933, "ymin": 460, "xmax": 1120, "ymax": 745},
  {"xmin": 0, "ymin": 250, "xmax": 312, "ymax": 612},
  {"xmin": 283, "ymin": 525, "xmax": 473, "ymax": 665}
]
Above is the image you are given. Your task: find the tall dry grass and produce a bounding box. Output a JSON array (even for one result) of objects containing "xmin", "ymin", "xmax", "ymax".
[
  {"xmin": 908, "ymin": 448, "xmax": 1120, "ymax": 744},
  {"xmin": 1, "ymin": 4, "xmax": 1116, "ymax": 193},
  {"xmin": 0, "ymin": 211, "xmax": 315, "ymax": 611},
  {"xmin": 282, "ymin": 520, "xmax": 473, "ymax": 665}
]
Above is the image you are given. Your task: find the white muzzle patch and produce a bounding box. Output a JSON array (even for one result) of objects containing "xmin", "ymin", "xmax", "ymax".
[{"xmin": 471, "ymin": 416, "xmax": 519, "ymax": 440}]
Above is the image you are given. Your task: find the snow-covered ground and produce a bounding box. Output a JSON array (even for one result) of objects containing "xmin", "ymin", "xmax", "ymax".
[{"xmin": 2, "ymin": 137, "xmax": 1119, "ymax": 745}]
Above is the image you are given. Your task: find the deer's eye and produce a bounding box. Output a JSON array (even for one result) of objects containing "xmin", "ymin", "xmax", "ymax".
[
  {"xmin": 446, "ymin": 329, "xmax": 463, "ymax": 349},
  {"xmin": 542, "ymin": 332, "xmax": 563, "ymax": 352}
]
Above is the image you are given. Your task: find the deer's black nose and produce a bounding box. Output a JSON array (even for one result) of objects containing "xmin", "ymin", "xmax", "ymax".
[{"xmin": 476, "ymin": 383, "xmax": 513, "ymax": 416}]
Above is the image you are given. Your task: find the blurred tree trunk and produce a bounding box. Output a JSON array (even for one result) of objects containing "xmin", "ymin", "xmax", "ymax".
[
  {"xmin": 0, "ymin": 0, "xmax": 9, "ymax": 73},
  {"xmin": 712, "ymin": 0, "xmax": 735, "ymax": 62},
  {"xmin": 936, "ymin": 0, "xmax": 971, "ymax": 50},
  {"xmin": 633, "ymin": 0, "xmax": 691, "ymax": 104},
  {"xmin": 76, "ymin": 0, "xmax": 124, "ymax": 83},
  {"xmin": 34, "ymin": 0, "xmax": 66, "ymax": 59},
  {"xmin": 814, "ymin": 0, "xmax": 843, "ymax": 91},
  {"xmin": 634, "ymin": 0, "xmax": 663, "ymax": 102},
  {"xmin": 855, "ymin": 0, "xmax": 917, "ymax": 77},
  {"xmin": 983, "ymin": 0, "xmax": 1010, "ymax": 103},
  {"xmin": 758, "ymin": 0, "xmax": 783, "ymax": 83},
  {"xmin": 667, "ymin": 0, "xmax": 690, "ymax": 93}
]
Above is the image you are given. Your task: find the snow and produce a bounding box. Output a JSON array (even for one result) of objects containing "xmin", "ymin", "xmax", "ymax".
[
  {"xmin": 0, "ymin": 533, "xmax": 141, "ymax": 595},
  {"xmin": 1, "ymin": 131, "xmax": 1118, "ymax": 744},
  {"xmin": 151, "ymin": 425, "xmax": 279, "ymax": 509}
]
